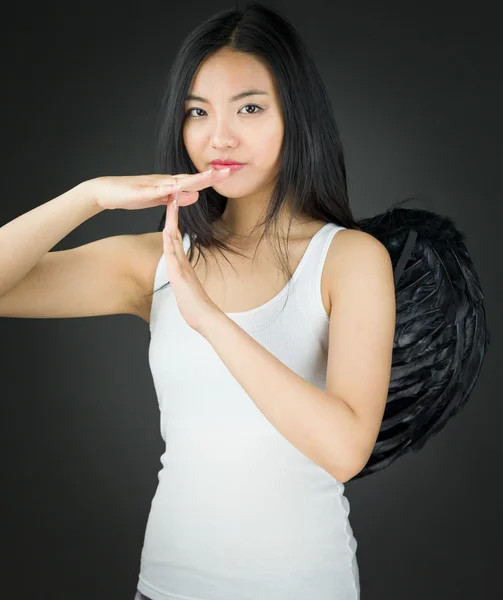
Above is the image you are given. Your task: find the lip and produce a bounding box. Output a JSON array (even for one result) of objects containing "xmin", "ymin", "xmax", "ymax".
[
  {"xmin": 211, "ymin": 163, "xmax": 246, "ymax": 172},
  {"xmin": 210, "ymin": 159, "xmax": 245, "ymax": 165}
]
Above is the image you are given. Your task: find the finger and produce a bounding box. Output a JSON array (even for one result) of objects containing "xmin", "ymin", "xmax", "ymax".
[
  {"xmin": 151, "ymin": 168, "xmax": 229, "ymax": 185},
  {"xmin": 178, "ymin": 169, "xmax": 231, "ymax": 193},
  {"xmin": 165, "ymin": 197, "xmax": 184, "ymax": 260},
  {"xmin": 156, "ymin": 170, "xmax": 210, "ymax": 185},
  {"xmin": 159, "ymin": 189, "xmax": 200, "ymax": 208},
  {"xmin": 164, "ymin": 168, "xmax": 231, "ymax": 191},
  {"xmin": 162, "ymin": 223, "xmax": 176, "ymax": 258},
  {"xmin": 151, "ymin": 183, "xmax": 184, "ymax": 197},
  {"xmin": 170, "ymin": 194, "xmax": 183, "ymax": 244}
]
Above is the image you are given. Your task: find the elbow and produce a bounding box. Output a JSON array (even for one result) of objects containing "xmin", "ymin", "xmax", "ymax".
[
  {"xmin": 329, "ymin": 455, "xmax": 367, "ymax": 484},
  {"xmin": 338, "ymin": 466, "xmax": 363, "ymax": 484},
  {"xmin": 331, "ymin": 468, "xmax": 357, "ymax": 485}
]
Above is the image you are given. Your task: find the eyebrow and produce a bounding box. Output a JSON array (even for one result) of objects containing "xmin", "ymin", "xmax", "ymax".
[{"xmin": 185, "ymin": 89, "xmax": 269, "ymax": 103}]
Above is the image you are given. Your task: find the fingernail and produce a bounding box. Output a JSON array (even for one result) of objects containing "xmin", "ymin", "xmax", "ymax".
[
  {"xmin": 219, "ymin": 167, "xmax": 231, "ymax": 173},
  {"xmin": 169, "ymin": 193, "xmax": 178, "ymax": 212},
  {"xmin": 203, "ymin": 169, "xmax": 213, "ymax": 175}
]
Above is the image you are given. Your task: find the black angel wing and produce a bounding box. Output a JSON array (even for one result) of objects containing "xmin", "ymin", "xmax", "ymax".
[{"xmin": 353, "ymin": 207, "xmax": 491, "ymax": 480}]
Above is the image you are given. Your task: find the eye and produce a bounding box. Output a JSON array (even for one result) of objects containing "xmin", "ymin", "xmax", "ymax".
[
  {"xmin": 184, "ymin": 104, "xmax": 264, "ymax": 118},
  {"xmin": 240, "ymin": 104, "xmax": 263, "ymax": 115}
]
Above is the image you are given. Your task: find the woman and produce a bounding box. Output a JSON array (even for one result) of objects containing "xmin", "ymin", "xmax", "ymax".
[
  {"xmin": 134, "ymin": 3, "xmax": 396, "ymax": 598},
  {"xmin": 0, "ymin": 4, "xmax": 395, "ymax": 599}
]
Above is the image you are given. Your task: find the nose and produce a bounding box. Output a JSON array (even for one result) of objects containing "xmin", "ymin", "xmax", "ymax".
[{"xmin": 209, "ymin": 118, "xmax": 238, "ymax": 149}]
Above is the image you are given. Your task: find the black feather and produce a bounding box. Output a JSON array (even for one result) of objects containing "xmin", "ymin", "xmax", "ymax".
[{"xmin": 352, "ymin": 206, "xmax": 491, "ymax": 479}]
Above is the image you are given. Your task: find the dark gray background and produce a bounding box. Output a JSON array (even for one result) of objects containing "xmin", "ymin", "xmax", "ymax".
[{"xmin": 0, "ymin": 1, "xmax": 500, "ymax": 598}]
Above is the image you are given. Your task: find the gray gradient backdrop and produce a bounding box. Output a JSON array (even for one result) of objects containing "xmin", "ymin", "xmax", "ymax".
[{"xmin": 0, "ymin": 1, "xmax": 500, "ymax": 598}]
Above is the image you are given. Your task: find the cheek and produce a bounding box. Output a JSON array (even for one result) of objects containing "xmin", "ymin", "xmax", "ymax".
[
  {"xmin": 182, "ymin": 129, "xmax": 200, "ymax": 162},
  {"xmin": 261, "ymin": 116, "xmax": 283, "ymax": 142},
  {"xmin": 183, "ymin": 126, "xmax": 205, "ymax": 152},
  {"xmin": 259, "ymin": 126, "xmax": 283, "ymax": 161},
  {"xmin": 182, "ymin": 126, "xmax": 191, "ymax": 148}
]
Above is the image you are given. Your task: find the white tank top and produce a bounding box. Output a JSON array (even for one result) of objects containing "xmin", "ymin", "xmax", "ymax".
[{"xmin": 137, "ymin": 222, "xmax": 360, "ymax": 600}]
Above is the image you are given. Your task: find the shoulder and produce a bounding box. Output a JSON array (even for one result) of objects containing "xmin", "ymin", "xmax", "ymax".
[
  {"xmin": 330, "ymin": 228, "xmax": 389, "ymax": 259},
  {"xmin": 327, "ymin": 228, "xmax": 393, "ymax": 301}
]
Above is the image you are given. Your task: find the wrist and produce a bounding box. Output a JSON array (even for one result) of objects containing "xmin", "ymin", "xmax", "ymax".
[
  {"xmin": 198, "ymin": 304, "xmax": 226, "ymax": 338},
  {"xmin": 76, "ymin": 179, "xmax": 106, "ymax": 214}
]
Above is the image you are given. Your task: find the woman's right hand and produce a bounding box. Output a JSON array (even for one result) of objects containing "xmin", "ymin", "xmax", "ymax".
[{"xmin": 86, "ymin": 168, "xmax": 231, "ymax": 211}]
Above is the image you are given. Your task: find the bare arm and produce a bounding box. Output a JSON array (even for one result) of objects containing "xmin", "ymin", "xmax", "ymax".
[
  {"xmin": 0, "ymin": 182, "xmax": 148, "ymax": 321},
  {"xmin": 0, "ymin": 182, "xmax": 104, "ymax": 298},
  {"xmin": 0, "ymin": 170, "xmax": 230, "ymax": 320}
]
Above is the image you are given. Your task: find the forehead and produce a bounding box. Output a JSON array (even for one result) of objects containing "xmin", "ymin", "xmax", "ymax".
[{"xmin": 187, "ymin": 50, "xmax": 275, "ymax": 99}]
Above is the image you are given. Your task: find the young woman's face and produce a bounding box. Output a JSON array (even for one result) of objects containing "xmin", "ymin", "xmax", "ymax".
[{"xmin": 182, "ymin": 49, "xmax": 284, "ymax": 199}]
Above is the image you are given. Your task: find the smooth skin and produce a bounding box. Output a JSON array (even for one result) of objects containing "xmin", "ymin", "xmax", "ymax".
[{"xmin": 0, "ymin": 169, "xmax": 230, "ymax": 320}]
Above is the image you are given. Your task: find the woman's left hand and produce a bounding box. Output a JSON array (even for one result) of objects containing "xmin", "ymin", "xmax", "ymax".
[{"xmin": 163, "ymin": 193, "xmax": 220, "ymax": 333}]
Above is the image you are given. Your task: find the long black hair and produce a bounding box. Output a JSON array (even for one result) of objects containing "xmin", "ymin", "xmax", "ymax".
[
  {"xmin": 146, "ymin": 2, "xmax": 492, "ymax": 480},
  {"xmin": 148, "ymin": 2, "xmax": 361, "ymax": 297}
]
